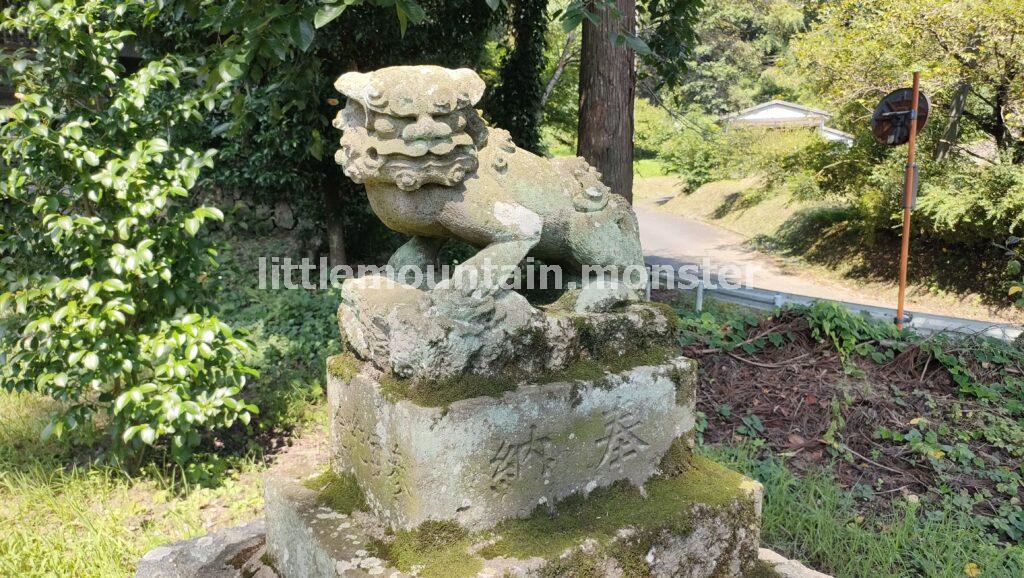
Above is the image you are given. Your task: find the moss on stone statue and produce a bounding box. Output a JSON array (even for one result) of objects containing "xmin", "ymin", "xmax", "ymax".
[
  {"xmin": 302, "ymin": 470, "xmax": 366, "ymax": 515},
  {"xmin": 646, "ymin": 300, "xmax": 681, "ymax": 330},
  {"xmin": 670, "ymin": 360, "xmax": 698, "ymax": 404},
  {"xmin": 478, "ymin": 456, "xmax": 745, "ymax": 561},
  {"xmin": 537, "ymin": 547, "xmax": 608, "ymax": 577},
  {"xmin": 379, "ymin": 345, "xmax": 679, "ymax": 408},
  {"xmin": 745, "ymin": 559, "xmax": 785, "ymax": 578},
  {"xmin": 369, "ymin": 456, "xmax": 753, "ymax": 577},
  {"xmin": 606, "ymin": 530, "xmax": 660, "ymax": 578},
  {"xmin": 368, "ymin": 520, "xmax": 481, "ymax": 578},
  {"xmin": 659, "ymin": 434, "xmax": 696, "ymax": 477},
  {"xmin": 380, "ymin": 371, "xmax": 520, "ymax": 407},
  {"xmin": 539, "ymin": 288, "xmax": 582, "ymax": 315},
  {"xmin": 326, "ymin": 352, "xmax": 363, "ymax": 382}
]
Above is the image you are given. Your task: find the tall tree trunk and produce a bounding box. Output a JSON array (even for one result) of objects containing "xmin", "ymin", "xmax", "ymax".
[
  {"xmin": 934, "ymin": 81, "xmax": 970, "ymax": 162},
  {"xmin": 323, "ymin": 185, "xmax": 347, "ymax": 266},
  {"xmin": 577, "ymin": 0, "xmax": 636, "ymax": 204}
]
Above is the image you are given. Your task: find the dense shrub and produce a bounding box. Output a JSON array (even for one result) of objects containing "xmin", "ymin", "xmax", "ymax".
[
  {"xmin": 0, "ymin": 1, "xmax": 255, "ymax": 462},
  {"xmin": 658, "ymin": 111, "xmax": 829, "ymax": 195}
]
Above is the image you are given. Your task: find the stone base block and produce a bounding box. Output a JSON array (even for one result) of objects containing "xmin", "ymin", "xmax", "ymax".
[
  {"xmin": 264, "ymin": 457, "xmax": 763, "ymax": 578},
  {"xmin": 327, "ymin": 356, "xmax": 697, "ymax": 530},
  {"xmin": 338, "ymin": 275, "xmax": 677, "ymax": 382}
]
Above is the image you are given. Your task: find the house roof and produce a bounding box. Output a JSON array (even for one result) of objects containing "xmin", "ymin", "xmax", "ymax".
[
  {"xmin": 820, "ymin": 126, "xmax": 855, "ymax": 140},
  {"xmin": 724, "ymin": 100, "xmax": 832, "ymax": 121}
]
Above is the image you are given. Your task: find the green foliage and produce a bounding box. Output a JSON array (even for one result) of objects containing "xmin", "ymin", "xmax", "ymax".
[
  {"xmin": 676, "ymin": 0, "xmax": 806, "ymax": 115},
  {"xmin": 0, "ymin": 1, "xmax": 256, "ymax": 462},
  {"xmin": 658, "ymin": 115, "xmax": 828, "ymax": 195},
  {"xmin": 187, "ymin": 0, "xmax": 500, "ymax": 262},
  {"xmin": 800, "ymin": 301, "xmax": 900, "ymax": 365},
  {"xmin": 1003, "ymin": 237, "xmax": 1024, "ymax": 309},
  {"xmin": 537, "ymin": 18, "xmax": 580, "ymax": 152},
  {"xmin": 789, "ymin": 0, "xmax": 1024, "ymax": 162},
  {"xmin": 216, "ymin": 240, "xmax": 341, "ymax": 432},
  {"xmin": 485, "ymin": 0, "xmax": 548, "ymax": 153},
  {"xmin": 540, "ymin": 0, "xmax": 704, "ymax": 152},
  {"xmin": 708, "ymin": 444, "xmax": 1024, "ymax": 577},
  {"xmin": 640, "ymin": 106, "xmax": 722, "ymax": 193},
  {"xmin": 678, "ymin": 300, "xmax": 1024, "ymax": 540}
]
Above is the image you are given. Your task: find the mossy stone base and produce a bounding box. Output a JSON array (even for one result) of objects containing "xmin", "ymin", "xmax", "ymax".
[
  {"xmin": 264, "ymin": 457, "xmax": 763, "ymax": 578},
  {"xmin": 338, "ymin": 275, "xmax": 678, "ymax": 384},
  {"xmin": 327, "ymin": 355, "xmax": 697, "ymax": 531}
]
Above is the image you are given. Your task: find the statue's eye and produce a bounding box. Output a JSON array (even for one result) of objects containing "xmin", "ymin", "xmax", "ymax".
[{"xmin": 373, "ymin": 118, "xmax": 396, "ymax": 136}]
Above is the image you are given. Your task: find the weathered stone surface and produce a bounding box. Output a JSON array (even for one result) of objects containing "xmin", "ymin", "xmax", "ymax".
[
  {"xmin": 327, "ymin": 355, "xmax": 696, "ymax": 531},
  {"xmin": 135, "ymin": 519, "xmax": 268, "ymax": 578},
  {"xmin": 332, "ymin": 65, "xmax": 645, "ymax": 310},
  {"xmin": 263, "ymin": 460, "xmax": 394, "ymax": 578},
  {"xmin": 264, "ymin": 457, "xmax": 763, "ymax": 578},
  {"xmin": 338, "ymin": 275, "xmax": 677, "ymax": 382},
  {"xmin": 757, "ymin": 548, "xmax": 833, "ymax": 578}
]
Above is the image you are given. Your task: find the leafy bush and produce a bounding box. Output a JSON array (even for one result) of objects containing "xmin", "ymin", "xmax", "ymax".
[
  {"xmin": 0, "ymin": 1, "xmax": 254, "ymax": 462},
  {"xmin": 656, "ymin": 107, "xmax": 725, "ymax": 193}
]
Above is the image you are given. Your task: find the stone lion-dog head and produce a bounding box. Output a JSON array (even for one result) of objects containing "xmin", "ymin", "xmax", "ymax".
[{"xmin": 333, "ymin": 65, "xmax": 487, "ymax": 192}]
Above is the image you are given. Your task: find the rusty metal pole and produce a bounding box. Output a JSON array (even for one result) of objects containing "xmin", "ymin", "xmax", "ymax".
[{"xmin": 895, "ymin": 72, "xmax": 921, "ymax": 330}]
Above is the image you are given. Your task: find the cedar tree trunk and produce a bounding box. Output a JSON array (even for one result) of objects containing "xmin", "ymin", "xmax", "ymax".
[{"xmin": 577, "ymin": 0, "xmax": 636, "ymax": 204}]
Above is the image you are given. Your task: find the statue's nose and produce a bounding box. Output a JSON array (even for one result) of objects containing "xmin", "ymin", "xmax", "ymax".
[{"xmin": 403, "ymin": 114, "xmax": 452, "ymax": 141}]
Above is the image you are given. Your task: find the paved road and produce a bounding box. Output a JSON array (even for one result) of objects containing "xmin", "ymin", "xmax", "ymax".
[
  {"xmin": 635, "ymin": 198, "xmax": 898, "ymax": 307},
  {"xmin": 634, "ymin": 198, "xmax": 1023, "ymax": 341}
]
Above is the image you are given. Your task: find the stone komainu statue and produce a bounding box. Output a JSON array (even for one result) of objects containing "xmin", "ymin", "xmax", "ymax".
[{"xmin": 333, "ymin": 65, "xmax": 644, "ymax": 309}]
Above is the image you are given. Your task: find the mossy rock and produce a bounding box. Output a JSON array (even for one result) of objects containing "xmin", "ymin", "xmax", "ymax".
[
  {"xmin": 302, "ymin": 470, "xmax": 366, "ymax": 515},
  {"xmin": 370, "ymin": 456, "xmax": 759, "ymax": 577},
  {"xmin": 377, "ymin": 344, "xmax": 680, "ymax": 408},
  {"xmin": 326, "ymin": 351, "xmax": 363, "ymax": 382}
]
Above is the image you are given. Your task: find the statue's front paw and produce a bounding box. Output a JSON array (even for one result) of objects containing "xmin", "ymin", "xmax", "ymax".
[
  {"xmin": 574, "ymin": 278, "xmax": 643, "ymax": 313},
  {"xmin": 429, "ymin": 279, "xmax": 504, "ymax": 327}
]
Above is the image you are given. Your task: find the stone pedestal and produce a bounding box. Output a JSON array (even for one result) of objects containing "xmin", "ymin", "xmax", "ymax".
[
  {"xmin": 327, "ymin": 355, "xmax": 697, "ymax": 531},
  {"xmin": 261, "ymin": 276, "xmax": 768, "ymax": 577},
  {"xmin": 264, "ymin": 454, "xmax": 763, "ymax": 578},
  {"xmin": 263, "ymin": 349, "xmax": 767, "ymax": 577}
]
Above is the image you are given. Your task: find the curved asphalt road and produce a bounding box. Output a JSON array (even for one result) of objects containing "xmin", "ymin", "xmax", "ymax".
[{"xmin": 634, "ymin": 197, "xmax": 1022, "ymax": 339}]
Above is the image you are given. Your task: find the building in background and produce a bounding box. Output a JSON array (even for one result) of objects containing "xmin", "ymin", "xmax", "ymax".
[{"xmin": 723, "ymin": 100, "xmax": 854, "ymax": 146}]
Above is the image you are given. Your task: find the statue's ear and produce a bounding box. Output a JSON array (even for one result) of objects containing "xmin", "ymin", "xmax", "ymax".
[
  {"xmin": 450, "ymin": 68, "xmax": 485, "ymax": 105},
  {"xmin": 335, "ymin": 71, "xmax": 370, "ymax": 100}
]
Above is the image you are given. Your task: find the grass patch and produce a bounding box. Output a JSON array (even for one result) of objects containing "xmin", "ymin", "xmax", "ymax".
[
  {"xmin": 378, "ymin": 345, "xmax": 678, "ymax": 408},
  {"xmin": 303, "ymin": 470, "xmax": 366, "ymax": 514},
  {"xmin": 657, "ymin": 176, "xmax": 835, "ymax": 241},
  {"xmin": 0, "ymin": 394, "xmax": 265, "ymax": 578},
  {"xmin": 634, "ymin": 158, "xmax": 672, "ymax": 178},
  {"xmin": 706, "ymin": 443, "xmax": 1024, "ymax": 577}
]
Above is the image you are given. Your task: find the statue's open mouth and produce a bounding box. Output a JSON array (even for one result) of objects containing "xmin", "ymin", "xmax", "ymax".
[{"xmin": 366, "ymin": 133, "xmax": 475, "ymax": 158}]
